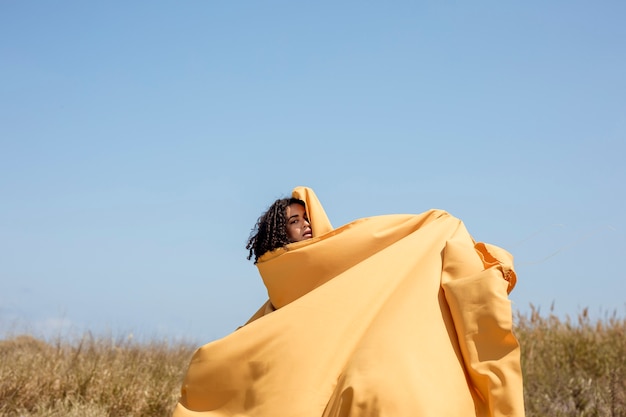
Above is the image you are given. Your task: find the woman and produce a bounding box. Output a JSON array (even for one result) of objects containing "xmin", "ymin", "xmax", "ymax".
[
  {"xmin": 172, "ymin": 186, "xmax": 525, "ymax": 417},
  {"xmin": 246, "ymin": 197, "xmax": 313, "ymax": 264}
]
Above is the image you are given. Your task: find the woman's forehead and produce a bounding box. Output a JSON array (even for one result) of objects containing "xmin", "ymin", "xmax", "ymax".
[{"xmin": 286, "ymin": 203, "xmax": 306, "ymax": 217}]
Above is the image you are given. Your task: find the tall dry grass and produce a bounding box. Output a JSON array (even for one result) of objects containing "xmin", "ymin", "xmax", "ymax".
[
  {"xmin": 1, "ymin": 307, "xmax": 624, "ymax": 416},
  {"xmin": 516, "ymin": 305, "xmax": 626, "ymax": 417},
  {"xmin": 0, "ymin": 333, "xmax": 196, "ymax": 417}
]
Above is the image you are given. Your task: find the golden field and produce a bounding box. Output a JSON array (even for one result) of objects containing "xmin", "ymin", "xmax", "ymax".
[{"xmin": 1, "ymin": 306, "xmax": 624, "ymax": 417}]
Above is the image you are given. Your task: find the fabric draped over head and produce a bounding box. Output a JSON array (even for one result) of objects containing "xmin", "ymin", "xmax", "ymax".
[
  {"xmin": 172, "ymin": 187, "xmax": 526, "ymax": 417},
  {"xmin": 291, "ymin": 185, "xmax": 334, "ymax": 238}
]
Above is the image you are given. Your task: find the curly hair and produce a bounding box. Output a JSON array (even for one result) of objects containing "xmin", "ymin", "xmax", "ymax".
[{"xmin": 246, "ymin": 197, "xmax": 306, "ymax": 263}]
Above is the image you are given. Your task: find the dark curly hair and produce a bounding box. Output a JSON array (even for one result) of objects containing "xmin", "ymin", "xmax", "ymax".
[{"xmin": 246, "ymin": 197, "xmax": 306, "ymax": 263}]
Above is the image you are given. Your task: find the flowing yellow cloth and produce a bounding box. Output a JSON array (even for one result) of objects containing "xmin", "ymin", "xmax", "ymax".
[{"xmin": 173, "ymin": 187, "xmax": 525, "ymax": 417}]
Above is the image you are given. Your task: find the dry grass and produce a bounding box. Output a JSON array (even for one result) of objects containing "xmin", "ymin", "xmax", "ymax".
[
  {"xmin": 1, "ymin": 307, "xmax": 624, "ymax": 416},
  {"xmin": 0, "ymin": 333, "xmax": 196, "ymax": 417},
  {"xmin": 516, "ymin": 305, "xmax": 626, "ymax": 417}
]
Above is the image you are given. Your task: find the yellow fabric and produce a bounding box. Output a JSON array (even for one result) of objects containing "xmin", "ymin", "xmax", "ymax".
[{"xmin": 173, "ymin": 187, "xmax": 525, "ymax": 417}]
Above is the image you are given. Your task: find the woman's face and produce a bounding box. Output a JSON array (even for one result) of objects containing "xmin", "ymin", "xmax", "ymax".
[{"xmin": 285, "ymin": 203, "xmax": 312, "ymax": 242}]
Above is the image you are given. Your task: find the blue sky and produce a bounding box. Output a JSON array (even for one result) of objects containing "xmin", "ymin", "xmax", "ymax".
[{"xmin": 1, "ymin": 1, "xmax": 624, "ymax": 343}]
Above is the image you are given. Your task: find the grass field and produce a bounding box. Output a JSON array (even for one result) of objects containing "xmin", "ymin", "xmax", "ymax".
[{"xmin": 1, "ymin": 306, "xmax": 624, "ymax": 417}]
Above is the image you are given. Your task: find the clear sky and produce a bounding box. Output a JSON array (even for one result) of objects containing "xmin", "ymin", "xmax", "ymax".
[{"xmin": 1, "ymin": 1, "xmax": 625, "ymax": 344}]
